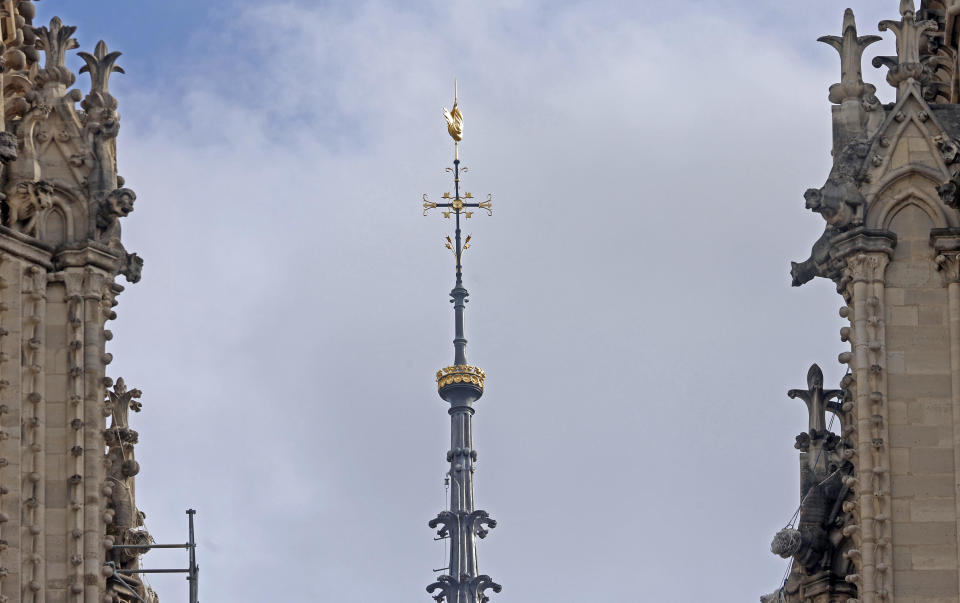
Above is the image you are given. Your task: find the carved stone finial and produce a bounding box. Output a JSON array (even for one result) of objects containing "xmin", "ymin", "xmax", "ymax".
[
  {"xmin": 34, "ymin": 16, "xmax": 78, "ymax": 88},
  {"xmin": 106, "ymin": 377, "xmax": 142, "ymax": 433},
  {"xmin": 79, "ymin": 42, "xmax": 126, "ymax": 205},
  {"xmin": 103, "ymin": 377, "xmax": 152, "ymax": 580},
  {"xmin": 818, "ymin": 9, "xmax": 883, "ymax": 104},
  {"xmin": 78, "ymin": 41, "xmax": 124, "ymax": 114},
  {"xmin": 787, "ymin": 364, "xmax": 843, "ymax": 438},
  {"xmin": 875, "ymin": 5, "xmax": 939, "ymax": 96}
]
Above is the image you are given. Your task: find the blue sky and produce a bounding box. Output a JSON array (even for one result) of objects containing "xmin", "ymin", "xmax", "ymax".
[{"xmin": 33, "ymin": 0, "xmax": 923, "ymax": 600}]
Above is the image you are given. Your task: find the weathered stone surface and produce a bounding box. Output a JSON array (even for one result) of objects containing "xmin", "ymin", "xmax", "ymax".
[
  {"xmin": 769, "ymin": 3, "xmax": 960, "ymax": 602},
  {"xmin": 0, "ymin": 3, "xmax": 157, "ymax": 603}
]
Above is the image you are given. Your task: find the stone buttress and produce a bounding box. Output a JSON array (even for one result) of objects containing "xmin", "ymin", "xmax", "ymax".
[
  {"xmin": 766, "ymin": 2, "xmax": 960, "ymax": 602},
  {"xmin": 0, "ymin": 3, "xmax": 157, "ymax": 602}
]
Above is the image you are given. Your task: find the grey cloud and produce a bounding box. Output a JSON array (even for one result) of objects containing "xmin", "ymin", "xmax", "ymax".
[{"xmin": 62, "ymin": 0, "xmax": 912, "ymax": 599}]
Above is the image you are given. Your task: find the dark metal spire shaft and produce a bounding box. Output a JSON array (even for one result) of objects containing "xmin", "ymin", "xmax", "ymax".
[
  {"xmin": 452, "ymin": 158, "xmax": 468, "ymax": 366},
  {"xmin": 423, "ymin": 96, "xmax": 499, "ymax": 602}
]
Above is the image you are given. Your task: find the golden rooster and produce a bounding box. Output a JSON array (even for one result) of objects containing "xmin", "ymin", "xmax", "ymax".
[{"xmin": 442, "ymin": 101, "xmax": 463, "ymax": 142}]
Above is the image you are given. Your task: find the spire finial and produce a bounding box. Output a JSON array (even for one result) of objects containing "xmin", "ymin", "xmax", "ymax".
[
  {"xmin": 425, "ymin": 84, "xmax": 493, "ymax": 371},
  {"xmin": 876, "ymin": 1, "xmax": 938, "ymax": 98},
  {"xmin": 443, "ymin": 79, "xmax": 464, "ymax": 160},
  {"xmin": 818, "ymin": 8, "xmax": 882, "ymax": 104},
  {"xmin": 422, "ymin": 85, "xmax": 501, "ymax": 603}
]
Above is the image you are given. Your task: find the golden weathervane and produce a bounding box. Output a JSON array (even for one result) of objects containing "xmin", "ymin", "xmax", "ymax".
[
  {"xmin": 442, "ymin": 79, "xmax": 464, "ymax": 156},
  {"xmin": 423, "ymin": 82, "xmax": 492, "ymax": 269}
]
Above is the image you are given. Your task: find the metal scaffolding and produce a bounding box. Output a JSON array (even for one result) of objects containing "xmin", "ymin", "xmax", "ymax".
[{"xmin": 108, "ymin": 509, "xmax": 200, "ymax": 603}]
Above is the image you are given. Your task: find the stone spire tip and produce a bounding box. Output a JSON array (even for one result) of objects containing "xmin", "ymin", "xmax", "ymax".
[{"xmin": 843, "ymin": 8, "xmax": 856, "ymax": 32}]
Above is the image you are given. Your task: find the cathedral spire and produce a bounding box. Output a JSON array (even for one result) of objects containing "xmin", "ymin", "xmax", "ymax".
[{"xmin": 423, "ymin": 85, "xmax": 501, "ymax": 603}]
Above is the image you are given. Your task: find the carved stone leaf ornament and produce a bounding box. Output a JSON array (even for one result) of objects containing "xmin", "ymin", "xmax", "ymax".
[
  {"xmin": 77, "ymin": 40, "xmax": 124, "ymax": 114},
  {"xmin": 33, "ymin": 17, "xmax": 78, "ymax": 88},
  {"xmin": 818, "ymin": 10, "xmax": 883, "ymax": 105}
]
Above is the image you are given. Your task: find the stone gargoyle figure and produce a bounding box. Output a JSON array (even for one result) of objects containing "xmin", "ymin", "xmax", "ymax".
[
  {"xmin": 95, "ymin": 187, "xmax": 142, "ymax": 282},
  {"xmin": 3, "ymin": 179, "xmax": 53, "ymax": 236},
  {"xmin": 791, "ymin": 139, "xmax": 870, "ymax": 286},
  {"xmin": 96, "ymin": 187, "xmax": 135, "ymax": 247},
  {"xmin": 937, "ymin": 135, "xmax": 960, "ymax": 209}
]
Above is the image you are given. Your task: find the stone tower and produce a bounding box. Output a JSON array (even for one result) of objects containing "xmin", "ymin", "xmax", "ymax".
[
  {"xmin": 766, "ymin": 1, "xmax": 960, "ymax": 602},
  {"xmin": 423, "ymin": 94, "xmax": 501, "ymax": 603},
  {"xmin": 0, "ymin": 2, "xmax": 155, "ymax": 602}
]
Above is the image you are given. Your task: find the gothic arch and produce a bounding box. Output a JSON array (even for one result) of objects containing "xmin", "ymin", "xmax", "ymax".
[
  {"xmin": 41, "ymin": 203, "xmax": 67, "ymax": 246},
  {"xmin": 867, "ymin": 176, "xmax": 953, "ymax": 230},
  {"xmin": 39, "ymin": 188, "xmax": 85, "ymax": 246}
]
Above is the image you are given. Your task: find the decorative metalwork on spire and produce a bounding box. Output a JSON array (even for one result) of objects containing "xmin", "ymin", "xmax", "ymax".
[
  {"xmin": 423, "ymin": 83, "xmax": 494, "ymax": 372},
  {"xmin": 422, "ymin": 84, "xmax": 501, "ymax": 603}
]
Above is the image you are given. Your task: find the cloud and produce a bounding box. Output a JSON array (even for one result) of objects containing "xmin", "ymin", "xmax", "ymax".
[{"xmin": 85, "ymin": 0, "xmax": 903, "ymax": 599}]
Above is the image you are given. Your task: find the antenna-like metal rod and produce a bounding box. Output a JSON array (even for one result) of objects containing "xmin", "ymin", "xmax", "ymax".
[
  {"xmin": 111, "ymin": 543, "xmax": 190, "ymax": 549},
  {"xmin": 188, "ymin": 509, "xmax": 199, "ymax": 603},
  {"xmin": 452, "ymin": 158, "xmax": 468, "ymax": 366}
]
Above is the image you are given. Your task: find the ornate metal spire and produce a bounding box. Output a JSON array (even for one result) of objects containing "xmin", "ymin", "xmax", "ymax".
[{"xmin": 423, "ymin": 84, "xmax": 501, "ymax": 603}]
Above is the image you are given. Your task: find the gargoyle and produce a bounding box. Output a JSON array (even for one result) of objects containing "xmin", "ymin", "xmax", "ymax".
[
  {"xmin": 122, "ymin": 252, "xmax": 142, "ymax": 284},
  {"xmin": 94, "ymin": 189, "xmax": 143, "ymax": 282},
  {"xmin": 96, "ymin": 187, "xmax": 134, "ymax": 247},
  {"xmin": 791, "ymin": 224, "xmax": 843, "ymax": 287},
  {"xmin": 3, "ymin": 179, "xmax": 52, "ymax": 236},
  {"xmin": 940, "ymin": 174, "xmax": 960, "ymax": 209},
  {"xmin": 791, "ymin": 139, "xmax": 870, "ymax": 286}
]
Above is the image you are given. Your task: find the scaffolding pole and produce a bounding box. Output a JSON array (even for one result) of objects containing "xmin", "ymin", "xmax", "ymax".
[{"xmin": 111, "ymin": 509, "xmax": 200, "ymax": 603}]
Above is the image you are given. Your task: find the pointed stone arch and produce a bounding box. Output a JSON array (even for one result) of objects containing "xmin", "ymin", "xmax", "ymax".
[
  {"xmin": 40, "ymin": 202, "xmax": 66, "ymax": 246},
  {"xmin": 868, "ymin": 175, "xmax": 955, "ymax": 230}
]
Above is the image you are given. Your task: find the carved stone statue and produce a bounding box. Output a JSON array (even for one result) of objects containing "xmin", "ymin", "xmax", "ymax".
[
  {"xmin": 875, "ymin": 0, "xmax": 939, "ymax": 94},
  {"xmin": 79, "ymin": 41, "xmax": 123, "ymax": 201},
  {"xmin": 769, "ymin": 365, "xmax": 858, "ymax": 601},
  {"xmin": 94, "ymin": 188, "xmax": 142, "ymax": 283},
  {"xmin": 791, "ymin": 140, "xmax": 870, "ymax": 286},
  {"xmin": 3, "ymin": 179, "xmax": 52, "ymax": 236},
  {"xmin": 103, "ymin": 378, "xmax": 152, "ymax": 580},
  {"xmin": 96, "ymin": 187, "xmax": 135, "ymax": 247},
  {"xmin": 818, "ymin": 9, "xmax": 882, "ymax": 106}
]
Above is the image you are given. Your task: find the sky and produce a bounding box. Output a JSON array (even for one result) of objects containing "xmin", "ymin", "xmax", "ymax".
[{"xmin": 32, "ymin": 0, "xmax": 921, "ymax": 600}]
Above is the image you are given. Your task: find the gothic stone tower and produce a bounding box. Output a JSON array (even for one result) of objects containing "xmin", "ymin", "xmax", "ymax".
[
  {"xmin": 0, "ymin": 3, "xmax": 155, "ymax": 602},
  {"xmin": 766, "ymin": 1, "xmax": 960, "ymax": 602}
]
